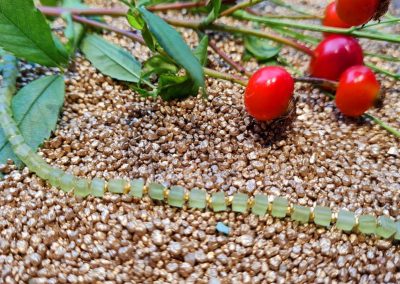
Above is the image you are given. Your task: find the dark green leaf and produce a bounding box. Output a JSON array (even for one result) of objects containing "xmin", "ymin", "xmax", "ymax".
[
  {"xmin": 0, "ymin": 0, "xmax": 68, "ymax": 66},
  {"xmin": 139, "ymin": 8, "xmax": 205, "ymax": 94},
  {"xmin": 193, "ymin": 36, "xmax": 209, "ymax": 66},
  {"xmin": 157, "ymin": 74, "xmax": 197, "ymax": 101},
  {"xmin": 142, "ymin": 24, "xmax": 157, "ymax": 52},
  {"xmin": 202, "ymin": 0, "xmax": 222, "ymax": 26},
  {"xmin": 244, "ymin": 36, "xmax": 281, "ymax": 62},
  {"xmin": 81, "ymin": 34, "xmax": 141, "ymax": 82},
  {"xmin": 127, "ymin": 8, "xmax": 145, "ymax": 30},
  {"xmin": 40, "ymin": 0, "xmax": 60, "ymax": 6},
  {"xmin": 0, "ymin": 75, "xmax": 65, "ymax": 166},
  {"xmin": 143, "ymin": 55, "xmax": 178, "ymax": 77}
]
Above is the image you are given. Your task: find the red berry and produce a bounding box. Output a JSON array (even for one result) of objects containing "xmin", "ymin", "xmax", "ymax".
[
  {"xmin": 309, "ymin": 35, "xmax": 364, "ymax": 81},
  {"xmin": 335, "ymin": 65, "xmax": 380, "ymax": 117},
  {"xmin": 322, "ymin": 2, "xmax": 352, "ymax": 36},
  {"xmin": 336, "ymin": 0, "xmax": 378, "ymax": 26},
  {"xmin": 244, "ymin": 66, "xmax": 294, "ymax": 121}
]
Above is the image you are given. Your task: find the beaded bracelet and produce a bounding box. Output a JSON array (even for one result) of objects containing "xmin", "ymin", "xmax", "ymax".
[{"xmin": 1, "ymin": 54, "xmax": 399, "ymax": 242}]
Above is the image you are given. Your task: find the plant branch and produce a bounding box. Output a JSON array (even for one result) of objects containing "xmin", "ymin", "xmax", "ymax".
[
  {"xmin": 234, "ymin": 10, "xmax": 400, "ymax": 43},
  {"xmin": 294, "ymin": 77, "xmax": 338, "ymax": 90},
  {"xmin": 364, "ymin": 114, "xmax": 400, "ymax": 138},
  {"xmin": 203, "ymin": 67, "xmax": 248, "ymax": 86},
  {"xmin": 245, "ymin": 8, "xmax": 323, "ymax": 20},
  {"xmin": 165, "ymin": 18, "xmax": 315, "ymax": 56},
  {"xmin": 219, "ymin": 0, "xmax": 263, "ymax": 17},
  {"xmin": 208, "ymin": 40, "xmax": 251, "ymax": 76}
]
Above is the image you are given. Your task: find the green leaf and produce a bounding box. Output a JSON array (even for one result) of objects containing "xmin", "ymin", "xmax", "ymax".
[
  {"xmin": 244, "ymin": 36, "xmax": 281, "ymax": 62},
  {"xmin": 143, "ymin": 55, "xmax": 179, "ymax": 77},
  {"xmin": 157, "ymin": 74, "xmax": 197, "ymax": 101},
  {"xmin": 202, "ymin": 0, "xmax": 222, "ymax": 26},
  {"xmin": 0, "ymin": 75, "xmax": 65, "ymax": 166},
  {"xmin": 81, "ymin": 34, "xmax": 141, "ymax": 82},
  {"xmin": 127, "ymin": 8, "xmax": 145, "ymax": 30},
  {"xmin": 63, "ymin": 12, "xmax": 85, "ymax": 55},
  {"xmin": 193, "ymin": 36, "xmax": 209, "ymax": 66},
  {"xmin": 0, "ymin": 0, "xmax": 68, "ymax": 67},
  {"xmin": 139, "ymin": 8, "xmax": 205, "ymax": 94},
  {"xmin": 40, "ymin": 0, "xmax": 60, "ymax": 6}
]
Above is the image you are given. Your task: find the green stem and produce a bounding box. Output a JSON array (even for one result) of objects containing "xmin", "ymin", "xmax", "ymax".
[
  {"xmin": 203, "ymin": 67, "xmax": 248, "ymax": 86},
  {"xmin": 219, "ymin": 0, "xmax": 263, "ymax": 17},
  {"xmin": 365, "ymin": 52, "xmax": 400, "ymax": 62},
  {"xmin": 361, "ymin": 18, "xmax": 400, "ymax": 29},
  {"xmin": 366, "ymin": 63, "xmax": 400, "ymax": 80},
  {"xmin": 245, "ymin": 8, "xmax": 322, "ymax": 20},
  {"xmin": 364, "ymin": 114, "xmax": 400, "ymax": 138},
  {"xmin": 268, "ymin": 0, "xmax": 314, "ymax": 16},
  {"xmin": 234, "ymin": 10, "xmax": 400, "ymax": 43}
]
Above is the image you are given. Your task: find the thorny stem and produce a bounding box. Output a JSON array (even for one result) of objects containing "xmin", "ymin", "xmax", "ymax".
[
  {"xmin": 234, "ymin": 10, "xmax": 400, "ymax": 43},
  {"xmin": 219, "ymin": 0, "xmax": 263, "ymax": 17},
  {"xmin": 208, "ymin": 40, "xmax": 251, "ymax": 76}
]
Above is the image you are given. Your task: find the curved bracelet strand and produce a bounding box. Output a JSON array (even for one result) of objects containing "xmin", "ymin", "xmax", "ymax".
[{"xmin": 0, "ymin": 54, "xmax": 399, "ymax": 242}]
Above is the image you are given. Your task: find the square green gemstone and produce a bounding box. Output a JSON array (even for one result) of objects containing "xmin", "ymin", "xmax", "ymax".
[
  {"xmin": 148, "ymin": 182, "xmax": 165, "ymax": 201},
  {"xmin": 394, "ymin": 222, "xmax": 400, "ymax": 241},
  {"xmin": 189, "ymin": 189, "xmax": 206, "ymax": 209},
  {"xmin": 376, "ymin": 216, "xmax": 396, "ymax": 239},
  {"xmin": 211, "ymin": 192, "xmax": 227, "ymax": 212},
  {"xmin": 291, "ymin": 205, "xmax": 310, "ymax": 224},
  {"xmin": 59, "ymin": 173, "xmax": 76, "ymax": 193},
  {"xmin": 74, "ymin": 178, "xmax": 91, "ymax": 197},
  {"xmin": 271, "ymin": 197, "xmax": 288, "ymax": 218},
  {"xmin": 129, "ymin": 179, "xmax": 144, "ymax": 198},
  {"xmin": 232, "ymin": 193, "xmax": 248, "ymax": 213},
  {"xmin": 251, "ymin": 194, "xmax": 269, "ymax": 216},
  {"xmin": 336, "ymin": 210, "xmax": 356, "ymax": 232},
  {"xmin": 91, "ymin": 178, "xmax": 105, "ymax": 197},
  {"xmin": 313, "ymin": 206, "xmax": 332, "ymax": 227},
  {"xmin": 108, "ymin": 179, "xmax": 128, "ymax": 194},
  {"xmin": 168, "ymin": 186, "xmax": 185, "ymax": 208},
  {"xmin": 358, "ymin": 215, "xmax": 377, "ymax": 235}
]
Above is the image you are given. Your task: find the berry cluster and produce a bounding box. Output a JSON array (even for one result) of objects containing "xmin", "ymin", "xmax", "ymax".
[{"xmin": 244, "ymin": 1, "xmax": 385, "ymax": 121}]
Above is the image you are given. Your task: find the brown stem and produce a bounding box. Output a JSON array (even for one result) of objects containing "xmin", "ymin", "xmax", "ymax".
[
  {"xmin": 294, "ymin": 77, "xmax": 338, "ymax": 90},
  {"xmin": 208, "ymin": 40, "xmax": 251, "ymax": 76},
  {"xmin": 72, "ymin": 15, "xmax": 145, "ymax": 44},
  {"xmin": 245, "ymin": 8, "xmax": 323, "ymax": 20}
]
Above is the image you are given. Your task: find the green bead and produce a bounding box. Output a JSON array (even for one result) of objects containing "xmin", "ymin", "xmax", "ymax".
[
  {"xmin": 313, "ymin": 206, "xmax": 332, "ymax": 227},
  {"xmin": 376, "ymin": 216, "xmax": 396, "ymax": 239},
  {"xmin": 91, "ymin": 178, "xmax": 105, "ymax": 197},
  {"xmin": 252, "ymin": 194, "xmax": 269, "ymax": 216},
  {"xmin": 189, "ymin": 189, "xmax": 206, "ymax": 209},
  {"xmin": 108, "ymin": 179, "xmax": 128, "ymax": 194},
  {"xmin": 168, "ymin": 186, "xmax": 185, "ymax": 208},
  {"xmin": 148, "ymin": 182, "xmax": 165, "ymax": 201},
  {"xmin": 232, "ymin": 193, "xmax": 248, "ymax": 213},
  {"xmin": 394, "ymin": 222, "xmax": 400, "ymax": 241},
  {"xmin": 358, "ymin": 215, "xmax": 377, "ymax": 235},
  {"xmin": 271, "ymin": 197, "xmax": 288, "ymax": 218},
  {"xmin": 291, "ymin": 205, "xmax": 310, "ymax": 223},
  {"xmin": 48, "ymin": 168, "xmax": 64, "ymax": 188},
  {"xmin": 74, "ymin": 178, "xmax": 91, "ymax": 197},
  {"xmin": 336, "ymin": 210, "xmax": 356, "ymax": 232},
  {"xmin": 129, "ymin": 179, "xmax": 144, "ymax": 198},
  {"xmin": 59, "ymin": 173, "xmax": 76, "ymax": 193},
  {"xmin": 211, "ymin": 192, "xmax": 226, "ymax": 212}
]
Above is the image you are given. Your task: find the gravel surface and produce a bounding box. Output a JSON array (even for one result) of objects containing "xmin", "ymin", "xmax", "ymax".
[{"xmin": 0, "ymin": 0, "xmax": 399, "ymax": 283}]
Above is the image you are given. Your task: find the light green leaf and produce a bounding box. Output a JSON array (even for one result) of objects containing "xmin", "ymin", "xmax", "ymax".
[
  {"xmin": 40, "ymin": 0, "xmax": 60, "ymax": 6},
  {"xmin": 0, "ymin": 75, "xmax": 65, "ymax": 166},
  {"xmin": 202, "ymin": 0, "xmax": 222, "ymax": 26},
  {"xmin": 0, "ymin": 0, "xmax": 68, "ymax": 66},
  {"xmin": 193, "ymin": 36, "xmax": 209, "ymax": 66},
  {"xmin": 127, "ymin": 8, "xmax": 145, "ymax": 30},
  {"xmin": 81, "ymin": 34, "xmax": 141, "ymax": 82},
  {"xmin": 244, "ymin": 36, "xmax": 281, "ymax": 62},
  {"xmin": 139, "ymin": 8, "xmax": 205, "ymax": 94}
]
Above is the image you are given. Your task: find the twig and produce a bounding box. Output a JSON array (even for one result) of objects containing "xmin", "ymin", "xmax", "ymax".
[
  {"xmin": 294, "ymin": 77, "xmax": 338, "ymax": 90},
  {"xmin": 208, "ymin": 40, "xmax": 251, "ymax": 76},
  {"xmin": 203, "ymin": 67, "xmax": 248, "ymax": 86},
  {"xmin": 219, "ymin": 0, "xmax": 263, "ymax": 17},
  {"xmin": 245, "ymin": 8, "xmax": 323, "ymax": 20}
]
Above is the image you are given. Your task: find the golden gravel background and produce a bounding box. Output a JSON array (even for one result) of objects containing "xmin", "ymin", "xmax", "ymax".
[{"xmin": 0, "ymin": 0, "xmax": 399, "ymax": 283}]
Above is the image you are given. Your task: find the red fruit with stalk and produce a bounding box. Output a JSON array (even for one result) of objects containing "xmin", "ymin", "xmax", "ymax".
[
  {"xmin": 309, "ymin": 35, "xmax": 364, "ymax": 81},
  {"xmin": 322, "ymin": 2, "xmax": 352, "ymax": 35},
  {"xmin": 335, "ymin": 65, "xmax": 381, "ymax": 117},
  {"xmin": 244, "ymin": 66, "xmax": 294, "ymax": 121}
]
